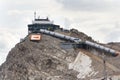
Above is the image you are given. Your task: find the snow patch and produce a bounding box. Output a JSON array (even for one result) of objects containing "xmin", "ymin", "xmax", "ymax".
[{"xmin": 69, "ymin": 52, "xmax": 96, "ymax": 79}]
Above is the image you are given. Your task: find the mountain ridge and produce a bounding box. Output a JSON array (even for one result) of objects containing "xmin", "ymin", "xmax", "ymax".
[{"xmin": 0, "ymin": 29, "xmax": 120, "ymax": 80}]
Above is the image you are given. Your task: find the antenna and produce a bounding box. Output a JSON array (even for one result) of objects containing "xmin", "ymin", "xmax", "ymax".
[{"xmin": 34, "ymin": 12, "xmax": 36, "ymax": 20}]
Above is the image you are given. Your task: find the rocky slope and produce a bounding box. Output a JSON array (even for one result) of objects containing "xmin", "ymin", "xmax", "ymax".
[{"xmin": 0, "ymin": 29, "xmax": 120, "ymax": 80}]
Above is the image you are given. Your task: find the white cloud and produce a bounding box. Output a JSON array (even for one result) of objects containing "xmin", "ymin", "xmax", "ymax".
[{"xmin": 56, "ymin": 0, "xmax": 120, "ymax": 12}]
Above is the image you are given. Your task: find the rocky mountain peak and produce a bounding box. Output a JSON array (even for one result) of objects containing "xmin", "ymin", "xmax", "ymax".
[{"xmin": 0, "ymin": 29, "xmax": 120, "ymax": 80}]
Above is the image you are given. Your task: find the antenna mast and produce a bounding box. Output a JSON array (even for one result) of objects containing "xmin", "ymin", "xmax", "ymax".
[{"xmin": 34, "ymin": 12, "xmax": 36, "ymax": 20}]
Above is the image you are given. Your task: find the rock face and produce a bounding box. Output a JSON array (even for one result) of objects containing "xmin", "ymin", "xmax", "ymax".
[
  {"xmin": 0, "ymin": 29, "xmax": 120, "ymax": 80},
  {"xmin": 0, "ymin": 34, "xmax": 80, "ymax": 80}
]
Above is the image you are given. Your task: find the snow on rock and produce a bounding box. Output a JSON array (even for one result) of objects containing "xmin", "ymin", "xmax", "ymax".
[{"xmin": 69, "ymin": 51, "xmax": 96, "ymax": 79}]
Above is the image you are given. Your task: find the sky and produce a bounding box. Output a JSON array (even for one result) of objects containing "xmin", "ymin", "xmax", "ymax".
[{"xmin": 0, "ymin": 0, "xmax": 120, "ymax": 65}]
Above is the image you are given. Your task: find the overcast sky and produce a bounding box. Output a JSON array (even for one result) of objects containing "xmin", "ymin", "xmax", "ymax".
[{"xmin": 0, "ymin": 0, "xmax": 120, "ymax": 65}]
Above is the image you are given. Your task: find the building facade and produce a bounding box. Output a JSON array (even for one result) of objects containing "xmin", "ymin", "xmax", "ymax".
[{"xmin": 28, "ymin": 17, "xmax": 60, "ymax": 33}]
